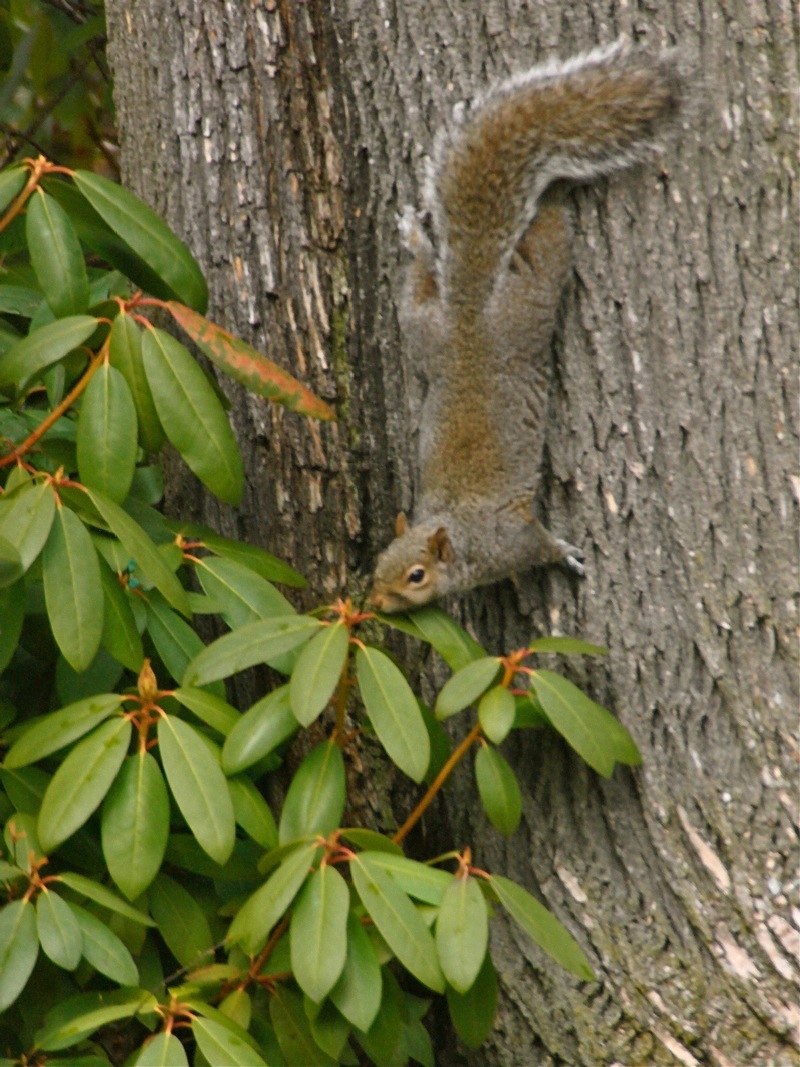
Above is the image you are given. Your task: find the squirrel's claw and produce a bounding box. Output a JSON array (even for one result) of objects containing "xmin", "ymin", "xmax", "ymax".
[{"xmin": 556, "ymin": 540, "xmax": 586, "ymax": 578}]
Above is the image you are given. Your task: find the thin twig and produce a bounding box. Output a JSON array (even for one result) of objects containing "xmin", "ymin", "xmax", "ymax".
[{"xmin": 393, "ymin": 721, "xmax": 483, "ymax": 845}]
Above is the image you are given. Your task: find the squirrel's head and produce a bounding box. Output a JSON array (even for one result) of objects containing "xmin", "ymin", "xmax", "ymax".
[{"xmin": 369, "ymin": 513, "xmax": 454, "ymax": 613}]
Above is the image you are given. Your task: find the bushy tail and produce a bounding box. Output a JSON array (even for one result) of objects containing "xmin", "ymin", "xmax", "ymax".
[{"xmin": 426, "ymin": 40, "xmax": 683, "ymax": 304}]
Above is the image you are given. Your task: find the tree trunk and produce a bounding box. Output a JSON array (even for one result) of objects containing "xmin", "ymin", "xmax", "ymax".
[{"xmin": 105, "ymin": 2, "xmax": 799, "ymax": 1064}]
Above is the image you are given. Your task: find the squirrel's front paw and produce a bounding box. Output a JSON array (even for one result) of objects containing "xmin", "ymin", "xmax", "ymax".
[{"xmin": 556, "ymin": 540, "xmax": 586, "ymax": 578}]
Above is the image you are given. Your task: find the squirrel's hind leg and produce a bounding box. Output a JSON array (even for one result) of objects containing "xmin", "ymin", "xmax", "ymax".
[
  {"xmin": 527, "ymin": 514, "xmax": 585, "ymax": 577},
  {"xmin": 506, "ymin": 497, "xmax": 586, "ymax": 578}
]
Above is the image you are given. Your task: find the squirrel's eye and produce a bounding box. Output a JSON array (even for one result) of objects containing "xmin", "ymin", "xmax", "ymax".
[{"xmin": 407, "ymin": 566, "xmax": 426, "ymax": 585}]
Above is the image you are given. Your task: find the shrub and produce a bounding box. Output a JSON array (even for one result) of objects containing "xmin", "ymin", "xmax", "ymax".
[{"xmin": 0, "ymin": 156, "xmax": 640, "ymax": 1065}]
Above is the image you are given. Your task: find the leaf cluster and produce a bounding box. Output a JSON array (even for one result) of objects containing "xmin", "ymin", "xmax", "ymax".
[{"xmin": 0, "ymin": 154, "xmax": 642, "ymax": 1065}]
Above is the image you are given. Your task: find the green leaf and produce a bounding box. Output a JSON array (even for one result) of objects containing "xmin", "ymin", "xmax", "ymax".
[
  {"xmin": 0, "ymin": 581, "xmax": 25, "ymax": 672},
  {"xmin": 406, "ymin": 1005, "xmax": 435, "ymax": 1067},
  {"xmin": 56, "ymin": 645, "xmax": 125, "ymax": 705},
  {"xmin": 528, "ymin": 636, "xmax": 608, "ymax": 656},
  {"xmin": 166, "ymin": 302, "xmax": 335, "ymax": 421},
  {"xmin": 0, "ymin": 772, "xmax": 38, "ymax": 819},
  {"xmin": 446, "ymin": 951, "xmax": 498, "ymax": 1050},
  {"xmin": 69, "ymin": 902, "xmax": 139, "ymax": 986},
  {"xmin": 0, "ymin": 534, "xmax": 22, "ymax": 588},
  {"xmin": 228, "ymin": 776, "xmax": 278, "ymax": 850},
  {"xmin": 435, "ymin": 876, "xmax": 488, "ymax": 993},
  {"xmin": 43, "ymin": 505, "xmax": 104, "ymax": 671},
  {"xmin": 0, "ymin": 285, "xmax": 40, "ymax": 318},
  {"xmin": 157, "ymin": 715, "xmax": 235, "ymax": 865},
  {"xmin": 363, "ymin": 852, "xmax": 452, "ymax": 906},
  {"xmin": 72, "ymin": 171, "xmax": 208, "ymax": 312},
  {"xmin": 197, "ymin": 554, "xmax": 294, "ymax": 626},
  {"xmin": 278, "ymin": 739, "xmax": 345, "ymax": 846},
  {"xmin": 164, "ymin": 834, "xmax": 258, "ymax": 883},
  {"xmin": 515, "ymin": 692, "xmax": 549, "ymax": 729},
  {"xmin": 218, "ymin": 987, "xmax": 251, "ymax": 1030},
  {"xmin": 185, "ymin": 1000, "xmax": 264, "ymax": 1053},
  {"xmin": 133, "ymin": 1031, "xmax": 188, "ymax": 1067},
  {"xmin": 46, "ymin": 179, "xmax": 182, "ymax": 308},
  {"xmin": 353, "ymin": 968, "xmax": 407, "ymax": 1065},
  {"xmin": 474, "ymin": 744, "xmax": 522, "ymax": 836},
  {"xmin": 142, "ymin": 327, "xmax": 244, "ymax": 505},
  {"xmin": 55, "ymin": 871, "xmax": 156, "ymax": 926},
  {"xmin": 489, "ymin": 873, "xmax": 594, "ymax": 980},
  {"xmin": 145, "ymin": 597, "xmax": 207, "ymax": 686},
  {"xmin": 289, "ymin": 621, "xmax": 349, "ymax": 727},
  {"xmin": 38, "ymin": 716, "xmax": 131, "ymax": 852},
  {"xmin": 339, "ymin": 829, "xmax": 403, "ymax": 856},
  {"xmin": 192, "ymin": 1015, "xmax": 268, "ymax": 1067},
  {"xmin": 26, "ymin": 188, "xmax": 89, "ymax": 317},
  {"xmin": 227, "ymin": 840, "xmax": 318, "ymax": 955},
  {"xmin": 329, "ymin": 910, "xmax": 382, "ymax": 1032},
  {"xmin": 290, "ymin": 864, "xmax": 349, "ymax": 1002},
  {"xmin": 108, "ymin": 311, "xmax": 165, "ymax": 452},
  {"xmin": 53, "ymin": 651, "xmax": 122, "ymax": 708},
  {"xmin": 221, "ymin": 685, "xmax": 298, "ymax": 774},
  {"xmin": 531, "ymin": 669, "xmax": 641, "ymax": 777},
  {"xmin": 356, "ymin": 645, "xmax": 430, "ymax": 782},
  {"xmin": 85, "ymin": 488, "xmax": 190, "ymax": 616},
  {"xmin": 4, "ymin": 692, "xmax": 122, "ymax": 769},
  {"xmin": 0, "ymin": 766, "xmax": 49, "ymax": 815},
  {"xmin": 0, "ymin": 899, "xmax": 38, "ymax": 1012},
  {"xmin": 0, "ymin": 323, "xmax": 22, "ymax": 364},
  {"xmin": 172, "ymin": 686, "xmax": 239, "ymax": 736},
  {"xmin": 98, "ymin": 560, "xmax": 144, "ymax": 672},
  {"xmin": 36, "ymin": 889, "xmax": 83, "ymax": 970},
  {"xmin": 269, "ymin": 985, "xmax": 337, "ymax": 1066},
  {"xmin": 307, "ymin": 999, "xmax": 351, "ymax": 1061},
  {"xmin": 351, "ymin": 853, "xmax": 444, "ymax": 993},
  {"xmin": 0, "ymin": 478, "xmax": 56, "ymax": 571},
  {"xmin": 149, "ymin": 872, "xmax": 214, "ymax": 969},
  {"xmin": 478, "ymin": 685, "xmax": 516, "ymax": 744},
  {"xmin": 35, "ymin": 988, "xmax": 159, "ymax": 1052},
  {"xmin": 101, "ymin": 751, "xmax": 169, "ymax": 900},
  {"xmin": 168, "ymin": 519, "xmax": 306, "ymax": 587},
  {"xmin": 387, "ymin": 605, "xmax": 487, "ymax": 670},
  {"xmin": 435, "ymin": 657, "xmax": 502, "ymax": 720},
  {"xmin": 256, "ymin": 839, "xmax": 315, "ymax": 878},
  {"xmin": 77, "ymin": 363, "xmax": 137, "ymax": 503},
  {"xmin": 0, "ymin": 315, "xmax": 98, "ymax": 390},
  {"xmin": 0, "ymin": 166, "xmax": 26, "ymax": 215},
  {"xmin": 0, "ymin": 467, "xmax": 28, "ymax": 494},
  {"xmin": 185, "ymin": 615, "xmax": 320, "ymax": 686}
]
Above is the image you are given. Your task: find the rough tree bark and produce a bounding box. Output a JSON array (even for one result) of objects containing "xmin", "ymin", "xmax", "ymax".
[{"xmin": 105, "ymin": 2, "xmax": 798, "ymax": 1064}]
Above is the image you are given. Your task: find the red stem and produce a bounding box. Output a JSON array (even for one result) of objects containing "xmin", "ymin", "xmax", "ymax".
[
  {"xmin": 0, "ymin": 346, "xmax": 106, "ymax": 468},
  {"xmin": 393, "ymin": 720, "xmax": 483, "ymax": 845}
]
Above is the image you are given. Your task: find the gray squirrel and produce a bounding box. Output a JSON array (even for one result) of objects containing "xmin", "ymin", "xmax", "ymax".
[{"xmin": 369, "ymin": 39, "xmax": 683, "ymax": 613}]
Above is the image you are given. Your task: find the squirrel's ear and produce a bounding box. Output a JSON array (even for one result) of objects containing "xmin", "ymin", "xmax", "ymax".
[
  {"xmin": 395, "ymin": 512, "xmax": 408, "ymax": 536},
  {"xmin": 429, "ymin": 526, "xmax": 453, "ymax": 563}
]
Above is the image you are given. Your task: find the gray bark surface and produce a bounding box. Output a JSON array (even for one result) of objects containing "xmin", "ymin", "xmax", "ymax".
[{"xmin": 105, "ymin": 1, "xmax": 799, "ymax": 1064}]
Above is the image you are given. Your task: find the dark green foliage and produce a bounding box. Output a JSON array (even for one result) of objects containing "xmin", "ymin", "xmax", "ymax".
[
  {"xmin": 0, "ymin": 1, "xmax": 114, "ymax": 174},
  {"xmin": 0, "ymin": 115, "xmax": 641, "ymax": 1067}
]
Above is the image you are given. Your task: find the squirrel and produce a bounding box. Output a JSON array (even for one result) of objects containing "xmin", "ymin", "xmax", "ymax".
[{"xmin": 369, "ymin": 39, "xmax": 683, "ymax": 613}]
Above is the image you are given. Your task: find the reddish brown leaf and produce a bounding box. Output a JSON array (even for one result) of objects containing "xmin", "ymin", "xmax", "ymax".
[{"xmin": 166, "ymin": 302, "xmax": 336, "ymax": 421}]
